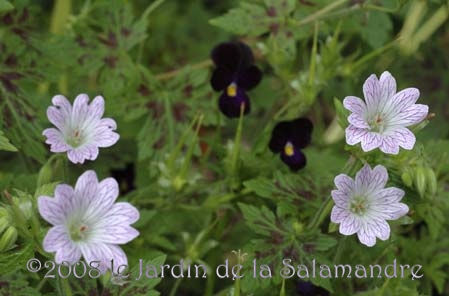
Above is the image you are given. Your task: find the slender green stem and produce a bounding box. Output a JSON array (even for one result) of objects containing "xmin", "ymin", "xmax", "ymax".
[
  {"xmin": 351, "ymin": 39, "xmax": 397, "ymax": 71},
  {"xmin": 290, "ymin": 0, "xmax": 350, "ymax": 27},
  {"xmin": 169, "ymin": 277, "xmax": 183, "ymax": 296},
  {"xmin": 230, "ymin": 105, "xmax": 245, "ymax": 187},
  {"xmin": 141, "ymin": 0, "xmax": 166, "ymax": 20},
  {"xmin": 279, "ymin": 277, "xmax": 286, "ymax": 296}
]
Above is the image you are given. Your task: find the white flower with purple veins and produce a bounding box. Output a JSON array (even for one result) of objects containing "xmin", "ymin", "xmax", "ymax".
[
  {"xmin": 38, "ymin": 170, "xmax": 139, "ymax": 274},
  {"xmin": 343, "ymin": 71, "xmax": 428, "ymax": 154},
  {"xmin": 331, "ymin": 164, "xmax": 409, "ymax": 247},
  {"xmin": 43, "ymin": 94, "xmax": 119, "ymax": 164}
]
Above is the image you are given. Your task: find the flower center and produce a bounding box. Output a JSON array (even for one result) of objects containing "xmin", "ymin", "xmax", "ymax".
[
  {"xmin": 69, "ymin": 223, "xmax": 89, "ymax": 241},
  {"xmin": 66, "ymin": 129, "xmax": 84, "ymax": 148},
  {"xmin": 368, "ymin": 114, "xmax": 385, "ymax": 133},
  {"xmin": 226, "ymin": 82, "xmax": 238, "ymax": 97},
  {"xmin": 349, "ymin": 196, "xmax": 369, "ymax": 215},
  {"xmin": 284, "ymin": 141, "xmax": 294, "ymax": 156}
]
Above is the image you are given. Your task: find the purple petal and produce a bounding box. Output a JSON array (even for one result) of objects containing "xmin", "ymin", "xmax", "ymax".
[
  {"xmin": 375, "ymin": 188, "xmax": 405, "ymax": 204},
  {"xmin": 38, "ymin": 196, "xmax": 67, "ymax": 225},
  {"xmin": 218, "ymin": 89, "xmax": 250, "ymax": 118},
  {"xmin": 386, "ymin": 88, "xmax": 420, "ymax": 114},
  {"xmin": 80, "ymin": 243, "xmax": 127, "ymax": 274},
  {"xmin": 362, "ymin": 74, "xmax": 380, "ymax": 109},
  {"xmin": 331, "ymin": 190, "xmax": 349, "ymax": 207},
  {"xmin": 84, "ymin": 178, "xmax": 119, "ymax": 218},
  {"xmin": 46, "ymin": 227, "xmax": 82, "ymax": 264},
  {"xmin": 360, "ymin": 132, "xmax": 382, "ymax": 152},
  {"xmin": 88, "ymin": 96, "xmax": 105, "ymax": 120},
  {"xmin": 67, "ymin": 145, "xmax": 99, "ymax": 164},
  {"xmin": 378, "ymin": 71, "xmax": 397, "ymax": 107},
  {"xmin": 357, "ymin": 223, "xmax": 377, "ymax": 247},
  {"xmin": 79, "ymin": 243, "xmax": 110, "ymax": 274},
  {"xmin": 46, "ymin": 95, "xmax": 72, "ymax": 131},
  {"xmin": 72, "ymin": 94, "xmax": 89, "ymax": 124},
  {"xmin": 74, "ymin": 170, "xmax": 98, "ymax": 208},
  {"xmin": 94, "ymin": 118, "xmax": 120, "ymax": 148},
  {"xmin": 339, "ymin": 215, "xmax": 361, "ymax": 235},
  {"xmin": 343, "ymin": 96, "xmax": 366, "ymax": 114},
  {"xmin": 379, "ymin": 136, "xmax": 400, "ymax": 155},
  {"xmin": 391, "ymin": 127, "xmax": 415, "ymax": 150},
  {"xmin": 238, "ymin": 65, "xmax": 262, "ymax": 91},
  {"xmin": 348, "ymin": 113, "xmax": 369, "ymax": 129},
  {"xmin": 43, "ymin": 225, "xmax": 70, "ymax": 252},
  {"xmin": 43, "ymin": 128, "xmax": 70, "ymax": 152},
  {"xmin": 52, "ymin": 95, "xmax": 72, "ymax": 117},
  {"xmin": 345, "ymin": 125, "xmax": 368, "ymax": 146},
  {"xmin": 334, "ymin": 174, "xmax": 354, "ymax": 194},
  {"xmin": 370, "ymin": 202, "xmax": 409, "ymax": 220},
  {"xmin": 388, "ymin": 104, "xmax": 428, "ymax": 127},
  {"xmin": 330, "ymin": 205, "xmax": 350, "ymax": 223}
]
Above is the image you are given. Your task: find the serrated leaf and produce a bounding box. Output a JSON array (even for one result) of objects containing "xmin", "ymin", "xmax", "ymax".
[
  {"xmin": 0, "ymin": 243, "xmax": 34, "ymax": 275},
  {"xmin": 34, "ymin": 182, "xmax": 59, "ymax": 199},
  {"xmin": 209, "ymin": 3, "xmax": 269, "ymax": 36},
  {"xmin": 0, "ymin": 130, "xmax": 18, "ymax": 151},
  {"xmin": 238, "ymin": 203, "xmax": 277, "ymax": 236}
]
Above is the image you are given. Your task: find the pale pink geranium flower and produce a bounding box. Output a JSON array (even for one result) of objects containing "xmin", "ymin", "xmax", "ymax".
[
  {"xmin": 38, "ymin": 170, "xmax": 139, "ymax": 274},
  {"xmin": 331, "ymin": 164, "xmax": 409, "ymax": 247},
  {"xmin": 343, "ymin": 71, "xmax": 428, "ymax": 154},
  {"xmin": 43, "ymin": 94, "xmax": 119, "ymax": 164}
]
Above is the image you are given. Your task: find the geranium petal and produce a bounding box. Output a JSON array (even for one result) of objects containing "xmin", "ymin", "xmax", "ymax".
[
  {"xmin": 331, "ymin": 205, "xmax": 350, "ymax": 223},
  {"xmin": 339, "ymin": 215, "xmax": 361, "ymax": 235},
  {"xmin": 360, "ymin": 132, "xmax": 382, "ymax": 152},
  {"xmin": 334, "ymin": 174, "xmax": 354, "ymax": 194},
  {"xmin": 43, "ymin": 128, "xmax": 70, "ymax": 152},
  {"xmin": 348, "ymin": 113, "xmax": 369, "ymax": 129},
  {"xmin": 343, "ymin": 96, "xmax": 366, "ymax": 114},
  {"xmin": 363, "ymin": 74, "xmax": 381, "ymax": 110},
  {"xmin": 94, "ymin": 118, "xmax": 119, "ymax": 148},
  {"xmin": 379, "ymin": 135, "xmax": 400, "ymax": 155},
  {"xmin": 345, "ymin": 125, "xmax": 368, "ymax": 146},
  {"xmin": 357, "ymin": 223, "xmax": 377, "ymax": 247}
]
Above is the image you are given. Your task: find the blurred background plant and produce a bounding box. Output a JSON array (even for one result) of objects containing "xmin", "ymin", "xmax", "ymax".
[{"xmin": 0, "ymin": 0, "xmax": 448, "ymax": 295}]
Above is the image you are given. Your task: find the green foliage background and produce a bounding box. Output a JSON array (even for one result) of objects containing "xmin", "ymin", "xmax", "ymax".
[{"xmin": 0, "ymin": 0, "xmax": 449, "ymax": 295}]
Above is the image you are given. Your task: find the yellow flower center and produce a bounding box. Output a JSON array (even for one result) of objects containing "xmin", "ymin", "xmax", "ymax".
[
  {"xmin": 226, "ymin": 82, "xmax": 237, "ymax": 97},
  {"xmin": 284, "ymin": 142, "xmax": 294, "ymax": 156}
]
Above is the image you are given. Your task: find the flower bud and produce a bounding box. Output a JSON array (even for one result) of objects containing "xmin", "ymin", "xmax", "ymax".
[
  {"xmin": 424, "ymin": 167, "xmax": 437, "ymax": 197},
  {"xmin": 0, "ymin": 208, "xmax": 11, "ymax": 234},
  {"xmin": 414, "ymin": 166, "xmax": 427, "ymax": 198},
  {"xmin": 0, "ymin": 226, "xmax": 18, "ymax": 252},
  {"xmin": 401, "ymin": 170, "xmax": 413, "ymax": 187}
]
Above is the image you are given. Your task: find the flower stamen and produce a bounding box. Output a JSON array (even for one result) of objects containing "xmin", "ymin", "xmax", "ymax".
[
  {"xmin": 226, "ymin": 82, "xmax": 237, "ymax": 97},
  {"xmin": 284, "ymin": 141, "xmax": 294, "ymax": 156}
]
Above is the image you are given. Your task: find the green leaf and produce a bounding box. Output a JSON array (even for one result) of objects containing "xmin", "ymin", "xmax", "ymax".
[
  {"xmin": 34, "ymin": 182, "xmax": 59, "ymax": 199},
  {"xmin": 0, "ymin": 243, "xmax": 34, "ymax": 275},
  {"xmin": 0, "ymin": 130, "xmax": 18, "ymax": 152},
  {"xmin": 0, "ymin": 0, "xmax": 13, "ymax": 13},
  {"xmin": 333, "ymin": 97, "xmax": 349, "ymax": 128},
  {"xmin": 209, "ymin": 3, "xmax": 269, "ymax": 36},
  {"xmin": 238, "ymin": 203, "xmax": 277, "ymax": 236}
]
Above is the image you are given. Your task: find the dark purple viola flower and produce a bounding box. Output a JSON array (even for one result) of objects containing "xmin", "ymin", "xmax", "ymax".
[
  {"xmin": 210, "ymin": 41, "xmax": 262, "ymax": 118},
  {"xmin": 269, "ymin": 118, "xmax": 313, "ymax": 171}
]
